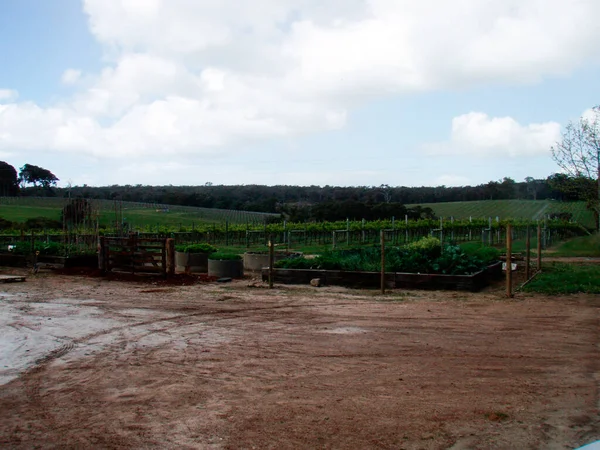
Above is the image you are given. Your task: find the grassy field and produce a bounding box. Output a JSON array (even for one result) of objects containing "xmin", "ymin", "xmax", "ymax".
[
  {"xmin": 523, "ymin": 263, "xmax": 600, "ymax": 294},
  {"xmin": 548, "ymin": 233, "xmax": 600, "ymax": 257},
  {"xmin": 1, "ymin": 197, "xmax": 596, "ymax": 230},
  {"xmin": 408, "ymin": 199, "xmax": 595, "ymax": 228},
  {"xmin": 0, "ymin": 197, "xmax": 277, "ymax": 227}
]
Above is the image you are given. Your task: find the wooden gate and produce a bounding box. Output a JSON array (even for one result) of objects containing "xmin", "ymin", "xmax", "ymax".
[{"xmin": 99, "ymin": 236, "xmax": 175, "ymax": 276}]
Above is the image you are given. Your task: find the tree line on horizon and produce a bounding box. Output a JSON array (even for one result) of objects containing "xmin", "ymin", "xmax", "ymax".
[
  {"xmin": 0, "ymin": 163, "xmax": 596, "ymax": 226},
  {"xmin": 0, "ymin": 162, "xmax": 591, "ymax": 207},
  {"xmin": 1, "ymin": 104, "xmax": 598, "ymax": 226}
]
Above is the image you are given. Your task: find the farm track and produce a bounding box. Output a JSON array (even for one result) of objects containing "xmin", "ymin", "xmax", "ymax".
[{"xmin": 1, "ymin": 274, "xmax": 600, "ymax": 449}]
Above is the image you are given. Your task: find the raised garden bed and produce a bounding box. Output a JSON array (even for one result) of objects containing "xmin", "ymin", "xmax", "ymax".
[
  {"xmin": 0, "ymin": 254, "xmax": 28, "ymax": 267},
  {"xmin": 42, "ymin": 255, "xmax": 98, "ymax": 268},
  {"xmin": 262, "ymin": 261, "xmax": 502, "ymax": 291},
  {"xmin": 0, "ymin": 253, "xmax": 98, "ymax": 269}
]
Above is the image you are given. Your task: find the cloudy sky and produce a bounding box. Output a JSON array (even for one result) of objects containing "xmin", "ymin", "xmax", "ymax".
[{"xmin": 1, "ymin": 0, "xmax": 599, "ymax": 188}]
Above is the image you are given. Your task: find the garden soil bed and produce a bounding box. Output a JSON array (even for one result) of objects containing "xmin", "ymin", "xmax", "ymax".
[{"xmin": 0, "ymin": 272, "xmax": 599, "ymax": 449}]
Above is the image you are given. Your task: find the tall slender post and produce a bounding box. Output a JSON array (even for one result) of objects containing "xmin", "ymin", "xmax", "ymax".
[
  {"xmin": 506, "ymin": 224, "xmax": 513, "ymax": 298},
  {"xmin": 537, "ymin": 224, "xmax": 542, "ymax": 271},
  {"xmin": 380, "ymin": 230, "xmax": 385, "ymax": 295},
  {"xmin": 469, "ymin": 216, "xmax": 472, "ymax": 241},
  {"xmin": 166, "ymin": 238, "xmax": 175, "ymax": 276},
  {"xmin": 98, "ymin": 236, "xmax": 105, "ymax": 272},
  {"xmin": 362, "ymin": 218, "xmax": 366, "ymax": 244},
  {"xmin": 346, "ymin": 218, "xmax": 350, "ymax": 246},
  {"xmin": 268, "ymin": 236, "xmax": 274, "ymax": 289},
  {"xmin": 525, "ymin": 226, "xmax": 531, "ymax": 280}
]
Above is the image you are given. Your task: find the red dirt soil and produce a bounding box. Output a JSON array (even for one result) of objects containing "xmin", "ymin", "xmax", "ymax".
[{"xmin": 0, "ymin": 273, "xmax": 599, "ymax": 449}]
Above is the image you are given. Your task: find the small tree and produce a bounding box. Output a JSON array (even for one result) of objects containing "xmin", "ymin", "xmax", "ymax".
[
  {"xmin": 18, "ymin": 164, "xmax": 59, "ymax": 189},
  {"xmin": 551, "ymin": 106, "xmax": 600, "ymax": 230},
  {"xmin": 61, "ymin": 198, "xmax": 93, "ymax": 230}
]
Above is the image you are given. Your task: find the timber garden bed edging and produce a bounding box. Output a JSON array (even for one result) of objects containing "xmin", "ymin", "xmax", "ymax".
[{"xmin": 261, "ymin": 261, "xmax": 502, "ymax": 291}]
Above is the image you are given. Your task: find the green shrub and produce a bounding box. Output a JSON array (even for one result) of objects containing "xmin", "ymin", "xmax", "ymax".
[
  {"xmin": 460, "ymin": 242, "xmax": 501, "ymax": 264},
  {"xmin": 7, "ymin": 241, "xmax": 96, "ymax": 257},
  {"xmin": 9, "ymin": 241, "xmax": 63, "ymax": 256},
  {"xmin": 404, "ymin": 236, "xmax": 442, "ymax": 259},
  {"xmin": 175, "ymin": 243, "xmax": 217, "ymax": 254},
  {"xmin": 432, "ymin": 245, "xmax": 484, "ymax": 275},
  {"xmin": 274, "ymin": 257, "xmax": 316, "ymax": 269},
  {"xmin": 0, "ymin": 218, "xmax": 14, "ymax": 230},
  {"xmin": 209, "ymin": 252, "xmax": 242, "ymax": 261},
  {"xmin": 23, "ymin": 217, "xmax": 63, "ymax": 230}
]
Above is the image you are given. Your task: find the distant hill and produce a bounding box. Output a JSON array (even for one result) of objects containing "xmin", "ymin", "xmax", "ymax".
[
  {"xmin": 407, "ymin": 200, "xmax": 594, "ymax": 229},
  {"xmin": 0, "ymin": 197, "xmax": 277, "ymax": 228}
]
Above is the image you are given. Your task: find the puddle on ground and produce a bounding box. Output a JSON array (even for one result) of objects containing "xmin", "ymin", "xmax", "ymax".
[{"xmin": 320, "ymin": 326, "xmax": 369, "ymax": 334}]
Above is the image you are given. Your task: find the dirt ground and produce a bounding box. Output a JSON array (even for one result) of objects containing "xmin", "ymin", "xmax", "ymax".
[{"xmin": 0, "ymin": 270, "xmax": 599, "ymax": 449}]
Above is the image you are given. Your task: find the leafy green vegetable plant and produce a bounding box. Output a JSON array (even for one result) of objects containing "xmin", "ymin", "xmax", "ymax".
[
  {"xmin": 175, "ymin": 243, "xmax": 217, "ymax": 254},
  {"xmin": 208, "ymin": 252, "xmax": 242, "ymax": 261}
]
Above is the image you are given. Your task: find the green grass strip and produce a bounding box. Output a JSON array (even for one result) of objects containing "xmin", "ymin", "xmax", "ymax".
[{"xmin": 522, "ymin": 263, "xmax": 600, "ymax": 294}]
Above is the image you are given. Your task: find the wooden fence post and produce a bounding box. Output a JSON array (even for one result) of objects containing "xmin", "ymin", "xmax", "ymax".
[
  {"xmin": 268, "ymin": 236, "xmax": 274, "ymax": 289},
  {"xmin": 537, "ymin": 224, "xmax": 542, "ymax": 271},
  {"xmin": 166, "ymin": 238, "xmax": 175, "ymax": 276},
  {"xmin": 162, "ymin": 239, "xmax": 168, "ymax": 277},
  {"xmin": 98, "ymin": 236, "xmax": 105, "ymax": 272},
  {"xmin": 380, "ymin": 230, "xmax": 385, "ymax": 295},
  {"xmin": 525, "ymin": 226, "xmax": 531, "ymax": 280},
  {"xmin": 506, "ymin": 224, "xmax": 513, "ymax": 298}
]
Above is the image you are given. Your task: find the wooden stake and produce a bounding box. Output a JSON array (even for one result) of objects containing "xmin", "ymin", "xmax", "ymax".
[
  {"xmin": 98, "ymin": 236, "xmax": 105, "ymax": 272},
  {"xmin": 380, "ymin": 230, "xmax": 385, "ymax": 295},
  {"xmin": 537, "ymin": 224, "xmax": 542, "ymax": 271},
  {"xmin": 268, "ymin": 237, "xmax": 274, "ymax": 289},
  {"xmin": 166, "ymin": 238, "xmax": 175, "ymax": 276},
  {"xmin": 506, "ymin": 224, "xmax": 513, "ymax": 298},
  {"xmin": 525, "ymin": 226, "xmax": 531, "ymax": 280}
]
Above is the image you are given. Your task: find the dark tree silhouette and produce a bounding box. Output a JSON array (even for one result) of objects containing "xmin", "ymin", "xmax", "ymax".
[
  {"xmin": 18, "ymin": 164, "xmax": 59, "ymax": 189},
  {"xmin": 0, "ymin": 161, "xmax": 19, "ymax": 196}
]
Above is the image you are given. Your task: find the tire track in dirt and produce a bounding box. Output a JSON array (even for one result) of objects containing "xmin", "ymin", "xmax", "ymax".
[
  {"xmin": 16, "ymin": 298, "xmax": 358, "ymax": 443},
  {"xmin": 3, "ymin": 286, "xmax": 600, "ymax": 450}
]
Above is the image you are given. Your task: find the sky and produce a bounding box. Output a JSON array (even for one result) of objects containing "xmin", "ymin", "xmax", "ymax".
[{"xmin": 1, "ymin": 0, "xmax": 600, "ymax": 188}]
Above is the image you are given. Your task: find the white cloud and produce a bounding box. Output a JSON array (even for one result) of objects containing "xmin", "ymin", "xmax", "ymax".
[
  {"xmin": 61, "ymin": 69, "xmax": 82, "ymax": 85},
  {"xmin": 434, "ymin": 175, "xmax": 472, "ymax": 187},
  {"xmin": 582, "ymin": 107, "xmax": 600, "ymax": 129},
  {"xmin": 0, "ymin": 90, "xmax": 18, "ymax": 102},
  {"xmin": 425, "ymin": 112, "xmax": 561, "ymax": 157},
  {"xmin": 1, "ymin": 0, "xmax": 600, "ymax": 160}
]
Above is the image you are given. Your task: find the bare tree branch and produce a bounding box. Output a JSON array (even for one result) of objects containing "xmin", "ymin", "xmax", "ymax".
[{"xmin": 551, "ymin": 107, "xmax": 600, "ymax": 228}]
